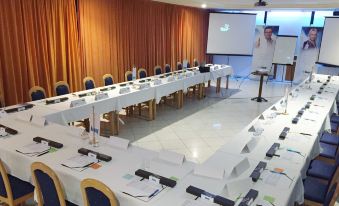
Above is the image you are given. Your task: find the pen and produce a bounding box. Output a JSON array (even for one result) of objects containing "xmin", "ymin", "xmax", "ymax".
[
  {"xmin": 37, "ymin": 150, "xmax": 50, "ymax": 157},
  {"xmin": 148, "ymin": 189, "xmax": 160, "ymax": 198},
  {"xmin": 299, "ymin": 133, "xmax": 312, "ymax": 136},
  {"xmin": 287, "ymin": 149, "xmax": 305, "ymax": 157}
]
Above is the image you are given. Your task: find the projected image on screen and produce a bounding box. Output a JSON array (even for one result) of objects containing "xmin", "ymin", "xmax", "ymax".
[
  {"xmin": 207, "ymin": 13, "xmax": 257, "ymax": 55},
  {"xmin": 318, "ymin": 17, "xmax": 339, "ymax": 67}
]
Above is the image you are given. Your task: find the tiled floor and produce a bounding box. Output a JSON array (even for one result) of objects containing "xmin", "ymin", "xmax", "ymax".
[{"xmin": 117, "ymin": 77, "xmax": 292, "ymax": 163}]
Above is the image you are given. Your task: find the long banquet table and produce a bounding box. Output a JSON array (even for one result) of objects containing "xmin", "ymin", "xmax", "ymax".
[{"xmin": 0, "ymin": 72, "xmax": 338, "ymax": 206}]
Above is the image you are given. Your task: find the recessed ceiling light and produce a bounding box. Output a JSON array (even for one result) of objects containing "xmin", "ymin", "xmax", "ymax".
[{"xmin": 201, "ymin": 3, "xmax": 207, "ymax": 8}]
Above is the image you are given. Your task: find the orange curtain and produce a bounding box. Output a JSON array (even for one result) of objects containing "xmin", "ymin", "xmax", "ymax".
[
  {"xmin": 0, "ymin": 0, "xmax": 210, "ymax": 105},
  {"xmin": 78, "ymin": 0, "xmax": 210, "ymax": 85},
  {"xmin": 0, "ymin": 0, "xmax": 81, "ymax": 105}
]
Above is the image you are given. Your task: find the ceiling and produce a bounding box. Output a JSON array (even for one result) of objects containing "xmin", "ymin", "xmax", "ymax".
[{"xmin": 153, "ymin": 0, "xmax": 339, "ymax": 9}]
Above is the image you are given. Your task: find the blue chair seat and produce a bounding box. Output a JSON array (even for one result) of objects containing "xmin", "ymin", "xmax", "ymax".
[
  {"xmin": 0, "ymin": 174, "xmax": 34, "ymax": 199},
  {"xmin": 307, "ymin": 160, "xmax": 336, "ymax": 180},
  {"xmin": 319, "ymin": 142, "xmax": 337, "ymax": 159},
  {"xmin": 304, "ymin": 177, "xmax": 329, "ymax": 203},
  {"xmin": 320, "ymin": 132, "xmax": 339, "ymax": 145},
  {"xmin": 331, "ymin": 122, "xmax": 337, "ymax": 133},
  {"xmin": 330, "ymin": 114, "xmax": 339, "ymax": 124},
  {"xmin": 44, "ymin": 201, "xmax": 77, "ymax": 206}
]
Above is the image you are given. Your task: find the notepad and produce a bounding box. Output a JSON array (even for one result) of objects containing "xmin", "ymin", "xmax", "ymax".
[
  {"xmin": 122, "ymin": 179, "xmax": 164, "ymax": 202},
  {"xmin": 16, "ymin": 143, "xmax": 50, "ymax": 157},
  {"xmin": 61, "ymin": 154, "xmax": 96, "ymax": 172}
]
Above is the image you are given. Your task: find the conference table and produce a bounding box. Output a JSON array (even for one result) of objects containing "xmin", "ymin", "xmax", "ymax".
[
  {"xmin": 29, "ymin": 65, "xmax": 233, "ymax": 134},
  {"xmin": 0, "ymin": 73, "xmax": 337, "ymax": 206}
]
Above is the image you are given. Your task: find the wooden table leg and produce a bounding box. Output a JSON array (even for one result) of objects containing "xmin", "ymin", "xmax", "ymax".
[
  {"xmin": 109, "ymin": 111, "xmax": 119, "ymax": 135},
  {"xmin": 174, "ymin": 91, "xmax": 180, "ymax": 109},
  {"xmin": 226, "ymin": 75, "xmax": 230, "ymax": 89},
  {"xmin": 216, "ymin": 77, "xmax": 221, "ymax": 93},
  {"xmin": 148, "ymin": 100, "xmax": 153, "ymax": 121},
  {"xmin": 152, "ymin": 99, "xmax": 156, "ymax": 120},
  {"xmin": 179, "ymin": 90, "xmax": 183, "ymax": 108}
]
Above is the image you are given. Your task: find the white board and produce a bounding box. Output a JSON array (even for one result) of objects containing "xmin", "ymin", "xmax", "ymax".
[
  {"xmin": 318, "ymin": 17, "xmax": 339, "ymax": 67},
  {"xmin": 272, "ymin": 35, "xmax": 298, "ymax": 65}
]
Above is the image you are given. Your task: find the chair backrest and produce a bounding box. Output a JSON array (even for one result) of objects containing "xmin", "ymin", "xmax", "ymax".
[
  {"xmin": 83, "ymin": 76, "xmax": 96, "ymax": 90},
  {"xmin": 164, "ymin": 64, "xmax": 171, "ymax": 73},
  {"xmin": 54, "ymin": 81, "xmax": 70, "ymax": 96},
  {"xmin": 125, "ymin": 71, "xmax": 133, "ymax": 82},
  {"xmin": 187, "ymin": 61, "xmax": 191, "ymax": 69},
  {"xmin": 103, "ymin": 74, "xmax": 114, "ymax": 86},
  {"xmin": 81, "ymin": 178, "xmax": 118, "ymax": 206},
  {"xmin": 193, "ymin": 59, "xmax": 199, "ymax": 67},
  {"xmin": 138, "ymin": 68, "xmax": 147, "ymax": 79},
  {"xmin": 154, "ymin": 66, "xmax": 162, "ymax": 75},
  {"xmin": 324, "ymin": 182, "xmax": 338, "ymax": 206},
  {"xmin": 31, "ymin": 162, "xmax": 67, "ymax": 206},
  {"xmin": 29, "ymin": 86, "xmax": 46, "ymax": 101},
  {"xmin": 177, "ymin": 62, "xmax": 183, "ymax": 71},
  {"xmin": 0, "ymin": 159, "xmax": 14, "ymax": 203}
]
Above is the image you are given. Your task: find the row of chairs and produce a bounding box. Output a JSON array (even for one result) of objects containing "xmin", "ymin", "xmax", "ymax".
[
  {"xmin": 29, "ymin": 60, "xmax": 201, "ymax": 102},
  {"xmin": 302, "ymin": 113, "xmax": 339, "ymax": 206},
  {"xmin": 0, "ymin": 159, "xmax": 118, "ymax": 206}
]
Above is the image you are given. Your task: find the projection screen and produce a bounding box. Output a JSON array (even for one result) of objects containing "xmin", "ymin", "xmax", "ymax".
[
  {"xmin": 318, "ymin": 17, "xmax": 339, "ymax": 67},
  {"xmin": 207, "ymin": 13, "xmax": 257, "ymax": 55}
]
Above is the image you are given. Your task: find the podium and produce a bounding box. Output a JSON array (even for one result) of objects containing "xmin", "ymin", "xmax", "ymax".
[{"xmin": 251, "ymin": 70, "xmax": 269, "ymax": 102}]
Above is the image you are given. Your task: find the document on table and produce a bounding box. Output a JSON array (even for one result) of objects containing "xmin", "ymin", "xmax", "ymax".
[
  {"xmin": 122, "ymin": 179, "xmax": 164, "ymax": 202},
  {"xmin": 16, "ymin": 143, "xmax": 50, "ymax": 157},
  {"xmin": 61, "ymin": 154, "xmax": 96, "ymax": 172},
  {"xmin": 261, "ymin": 170, "xmax": 294, "ymax": 189},
  {"xmin": 181, "ymin": 199, "xmax": 216, "ymax": 206}
]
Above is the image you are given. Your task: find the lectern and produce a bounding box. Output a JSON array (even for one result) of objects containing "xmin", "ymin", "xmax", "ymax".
[{"xmin": 251, "ymin": 70, "xmax": 269, "ymax": 102}]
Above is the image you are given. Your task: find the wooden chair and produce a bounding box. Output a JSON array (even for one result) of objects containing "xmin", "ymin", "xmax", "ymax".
[
  {"xmin": 137, "ymin": 68, "xmax": 147, "ymax": 79},
  {"xmin": 103, "ymin": 74, "xmax": 114, "ymax": 86},
  {"xmin": 193, "ymin": 58, "xmax": 199, "ymax": 67},
  {"xmin": 54, "ymin": 81, "xmax": 70, "ymax": 96},
  {"xmin": 154, "ymin": 66, "xmax": 162, "ymax": 75},
  {"xmin": 0, "ymin": 159, "xmax": 34, "ymax": 206},
  {"xmin": 29, "ymin": 86, "xmax": 46, "ymax": 101},
  {"xmin": 164, "ymin": 64, "xmax": 171, "ymax": 73},
  {"xmin": 304, "ymin": 181, "xmax": 338, "ymax": 206},
  {"xmin": 177, "ymin": 62, "xmax": 183, "ymax": 71},
  {"xmin": 31, "ymin": 162, "xmax": 77, "ymax": 206},
  {"xmin": 81, "ymin": 178, "xmax": 119, "ymax": 206},
  {"xmin": 83, "ymin": 76, "xmax": 96, "ymax": 90},
  {"xmin": 125, "ymin": 71, "xmax": 133, "ymax": 82}
]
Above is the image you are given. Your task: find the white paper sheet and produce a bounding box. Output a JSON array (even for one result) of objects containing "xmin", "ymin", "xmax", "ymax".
[{"xmin": 16, "ymin": 142, "xmax": 50, "ymax": 157}]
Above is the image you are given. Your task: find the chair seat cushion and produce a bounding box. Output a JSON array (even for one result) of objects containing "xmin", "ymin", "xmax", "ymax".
[
  {"xmin": 331, "ymin": 114, "xmax": 339, "ymax": 124},
  {"xmin": 307, "ymin": 160, "xmax": 336, "ymax": 180},
  {"xmin": 331, "ymin": 122, "xmax": 338, "ymax": 133},
  {"xmin": 319, "ymin": 142, "xmax": 337, "ymax": 159},
  {"xmin": 304, "ymin": 177, "xmax": 329, "ymax": 203},
  {"xmin": 6, "ymin": 175, "xmax": 34, "ymax": 199},
  {"xmin": 320, "ymin": 132, "xmax": 339, "ymax": 145}
]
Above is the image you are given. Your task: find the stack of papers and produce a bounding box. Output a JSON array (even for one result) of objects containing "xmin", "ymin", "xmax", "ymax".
[
  {"xmin": 122, "ymin": 179, "xmax": 164, "ymax": 202},
  {"xmin": 16, "ymin": 143, "xmax": 50, "ymax": 157},
  {"xmin": 61, "ymin": 154, "xmax": 96, "ymax": 172}
]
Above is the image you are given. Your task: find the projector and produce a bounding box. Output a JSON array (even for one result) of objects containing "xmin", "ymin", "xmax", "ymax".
[{"xmin": 254, "ymin": 0, "xmax": 267, "ymax": 7}]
